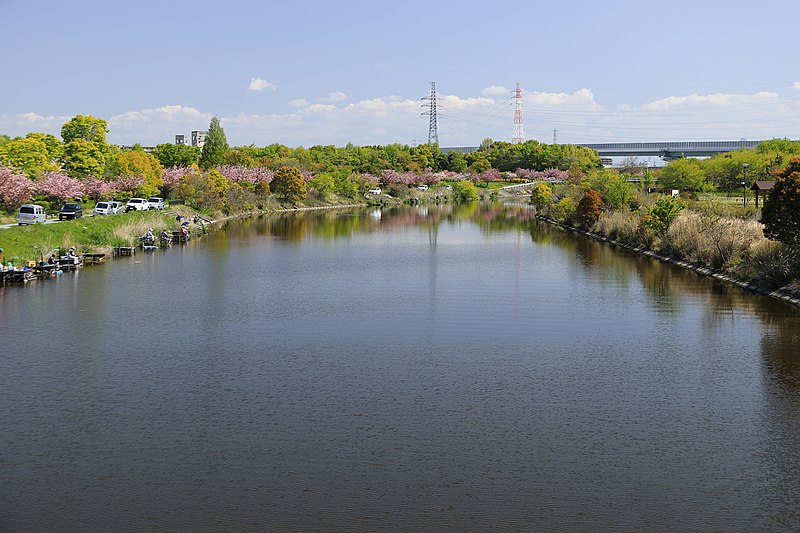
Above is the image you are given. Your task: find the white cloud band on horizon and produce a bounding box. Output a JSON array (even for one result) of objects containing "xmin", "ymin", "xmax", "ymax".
[{"xmin": 2, "ymin": 89, "xmax": 799, "ymax": 147}]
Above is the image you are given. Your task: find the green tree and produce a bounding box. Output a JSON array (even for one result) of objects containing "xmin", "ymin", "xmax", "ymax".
[
  {"xmin": 271, "ymin": 166, "xmax": 307, "ymax": 203},
  {"xmin": 62, "ymin": 139, "xmax": 107, "ymax": 178},
  {"xmin": 152, "ymin": 143, "xmax": 200, "ymax": 168},
  {"xmin": 602, "ymin": 173, "xmax": 634, "ymax": 210},
  {"xmin": 309, "ymin": 172, "xmax": 335, "ymax": 200},
  {"xmin": 761, "ymin": 157, "xmax": 800, "ymax": 246},
  {"xmin": 656, "ymin": 158, "xmax": 706, "ymax": 191},
  {"xmin": 199, "ymin": 116, "xmax": 228, "ymax": 170},
  {"xmin": 644, "ymin": 196, "xmax": 684, "ymax": 240},
  {"xmin": 451, "ymin": 180, "xmax": 479, "ymax": 202},
  {"xmin": 446, "ymin": 151, "xmax": 467, "ymax": 173},
  {"xmin": 467, "ymin": 153, "xmax": 491, "ymax": 174},
  {"xmin": 61, "ymin": 114, "xmax": 109, "ymax": 146},
  {"xmin": 0, "ymin": 137, "xmax": 55, "ymax": 178},
  {"xmin": 25, "ymin": 132, "xmax": 63, "ymax": 162}
]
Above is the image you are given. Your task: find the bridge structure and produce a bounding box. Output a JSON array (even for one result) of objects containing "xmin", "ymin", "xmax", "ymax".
[
  {"xmin": 577, "ymin": 139, "xmax": 765, "ymax": 160},
  {"xmin": 443, "ymin": 139, "xmax": 777, "ymax": 160}
]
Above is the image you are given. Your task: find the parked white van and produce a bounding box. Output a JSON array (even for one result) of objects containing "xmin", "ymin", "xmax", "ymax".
[{"xmin": 16, "ymin": 204, "xmax": 46, "ymax": 225}]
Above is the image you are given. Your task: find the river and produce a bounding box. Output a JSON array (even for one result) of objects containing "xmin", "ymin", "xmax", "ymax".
[{"xmin": 2, "ymin": 203, "xmax": 799, "ymax": 532}]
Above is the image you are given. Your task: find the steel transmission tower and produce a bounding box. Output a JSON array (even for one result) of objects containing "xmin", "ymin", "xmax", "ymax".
[
  {"xmin": 421, "ymin": 82, "xmax": 440, "ymax": 145},
  {"xmin": 512, "ymin": 82, "xmax": 525, "ymax": 144}
]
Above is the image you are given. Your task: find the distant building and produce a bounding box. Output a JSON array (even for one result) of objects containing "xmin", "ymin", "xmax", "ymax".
[
  {"xmin": 191, "ymin": 130, "xmax": 207, "ymax": 149},
  {"xmin": 175, "ymin": 134, "xmax": 186, "ymax": 145}
]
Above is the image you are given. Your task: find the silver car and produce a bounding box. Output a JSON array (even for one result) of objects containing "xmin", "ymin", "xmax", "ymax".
[
  {"xmin": 16, "ymin": 204, "xmax": 46, "ymax": 225},
  {"xmin": 93, "ymin": 201, "xmax": 117, "ymax": 215}
]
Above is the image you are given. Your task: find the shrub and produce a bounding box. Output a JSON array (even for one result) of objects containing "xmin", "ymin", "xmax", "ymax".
[
  {"xmin": 595, "ymin": 210, "xmax": 643, "ymax": 246},
  {"xmin": 740, "ymin": 240, "xmax": 799, "ymax": 288},
  {"xmin": 550, "ymin": 197, "xmax": 575, "ymax": 223},
  {"xmin": 576, "ymin": 189, "xmax": 603, "ymax": 227},
  {"xmin": 451, "ymin": 180, "xmax": 479, "ymax": 202}
]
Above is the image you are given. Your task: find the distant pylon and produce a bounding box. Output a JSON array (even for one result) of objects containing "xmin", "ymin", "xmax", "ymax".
[
  {"xmin": 512, "ymin": 82, "xmax": 525, "ymax": 144},
  {"xmin": 421, "ymin": 82, "xmax": 440, "ymax": 145}
]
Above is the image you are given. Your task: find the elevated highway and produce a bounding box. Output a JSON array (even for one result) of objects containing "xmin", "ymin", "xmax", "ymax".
[{"xmin": 443, "ymin": 139, "xmax": 781, "ymax": 160}]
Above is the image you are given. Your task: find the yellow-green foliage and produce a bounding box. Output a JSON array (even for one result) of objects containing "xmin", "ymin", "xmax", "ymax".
[
  {"xmin": 549, "ymin": 197, "xmax": 575, "ymax": 222},
  {"xmin": 113, "ymin": 150, "xmax": 164, "ymax": 197}
]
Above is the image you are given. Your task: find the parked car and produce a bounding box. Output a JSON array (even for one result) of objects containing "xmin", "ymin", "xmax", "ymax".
[
  {"xmin": 125, "ymin": 198, "xmax": 150, "ymax": 212},
  {"xmin": 58, "ymin": 203, "xmax": 83, "ymax": 220},
  {"xmin": 110, "ymin": 201, "xmax": 123, "ymax": 213},
  {"xmin": 93, "ymin": 201, "xmax": 119, "ymax": 215},
  {"xmin": 16, "ymin": 204, "xmax": 46, "ymax": 225},
  {"xmin": 417, "ymin": 185, "xmax": 429, "ymax": 191},
  {"xmin": 147, "ymin": 197, "xmax": 165, "ymax": 210}
]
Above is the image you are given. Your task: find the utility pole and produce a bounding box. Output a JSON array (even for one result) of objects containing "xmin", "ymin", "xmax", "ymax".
[
  {"xmin": 512, "ymin": 82, "xmax": 525, "ymax": 144},
  {"xmin": 553, "ymin": 128, "xmax": 558, "ymax": 145},
  {"xmin": 421, "ymin": 82, "xmax": 440, "ymax": 146}
]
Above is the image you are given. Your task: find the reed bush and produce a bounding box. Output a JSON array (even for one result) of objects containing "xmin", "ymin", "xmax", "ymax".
[
  {"xmin": 594, "ymin": 210, "xmax": 644, "ymax": 246},
  {"xmin": 739, "ymin": 240, "xmax": 799, "ymax": 289},
  {"xmin": 665, "ymin": 211, "xmax": 766, "ymax": 270}
]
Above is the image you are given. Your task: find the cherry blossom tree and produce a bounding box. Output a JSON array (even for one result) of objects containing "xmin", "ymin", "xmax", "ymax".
[
  {"xmin": 0, "ymin": 165, "xmax": 36, "ymax": 208},
  {"xmin": 110, "ymin": 175, "xmax": 144, "ymax": 194},
  {"xmin": 83, "ymin": 177, "xmax": 112, "ymax": 200},
  {"xmin": 162, "ymin": 166, "xmax": 194, "ymax": 194},
  {"xmin": 37, "ymin": 171, "xmax": 86, "ymax": 201}
]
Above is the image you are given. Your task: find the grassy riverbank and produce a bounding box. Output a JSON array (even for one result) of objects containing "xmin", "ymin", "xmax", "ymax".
[
  {"xmin": 0, "ymin": 210, "xmax": 183, "ymax": 264},
  {"xmin": 0, "ymin": 195, "xmax": 376, "ymax": 265}
]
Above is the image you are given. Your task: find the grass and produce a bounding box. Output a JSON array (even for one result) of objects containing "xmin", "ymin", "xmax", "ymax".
[{"xmin": 0, "ymin": 211, "xmax": 180, "ymax": 265}]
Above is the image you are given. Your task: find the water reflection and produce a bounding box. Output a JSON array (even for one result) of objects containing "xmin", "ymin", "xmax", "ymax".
[{"xmin": 2, "ymin": 203, "xmax": 800, "ymax": 531}]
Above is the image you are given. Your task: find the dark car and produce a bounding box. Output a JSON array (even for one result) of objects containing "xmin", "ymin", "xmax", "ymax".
[{"xmin": 59, "ymin": 203, "xmax": 83, "ymax": 220}]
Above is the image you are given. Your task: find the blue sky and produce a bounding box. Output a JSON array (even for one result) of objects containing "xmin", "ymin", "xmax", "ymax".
[{"xmin": 2, "ymin": 0, "xmax": 799, "ymax": 148}]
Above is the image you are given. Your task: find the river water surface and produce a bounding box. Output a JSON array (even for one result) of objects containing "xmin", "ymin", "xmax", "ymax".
[{"xmin": 2, "ymin": 204, "xmax": 800, "ymax": 532}]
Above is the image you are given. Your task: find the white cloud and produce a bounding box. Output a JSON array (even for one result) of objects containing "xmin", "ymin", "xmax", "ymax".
[
  {"xmin": 641, "ymin": 91, "xmax": 777, "ymax": 111},
  {"xmin": 481, "ymin": 85, "xmax": 508, "ymax": 96},
  {"xmin": 247, "ymin": 77, "xmax": 277, "ymax": 92},
  {"xmin": 107, "ymin": 105, "xmax": 213, "ymax": 144},
  {"xmin": 528, "ymin": 88, "xmax": 601, "ymax": 109},
  {"xmin": 793, "ymin": 81, "xmax": 800, "ymax": 90},
  {"xmin": 318, "ymin": 91, "xmax": 347, "ymax": 103},
  {"xmin": 1, "ymin": 112, "xmax": 70, "ymax": 132},
  {"xmin": 5, "ymin": 87, "xmax": 800, "ymax": 148}
]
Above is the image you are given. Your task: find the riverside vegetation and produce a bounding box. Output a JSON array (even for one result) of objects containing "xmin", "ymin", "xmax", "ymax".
[
  {"xmin": 527, "ymin": 155, "xmax": 800, "ymax": 296},
  {"xmin": 2, "ymin": 114, "xmax": 800, "ymax": 294}
]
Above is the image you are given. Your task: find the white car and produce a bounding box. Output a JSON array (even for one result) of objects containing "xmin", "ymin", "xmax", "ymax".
[
  {"xmin": 125, "ymin": 198, "xmax": 150, "ymax": 212},
  {"xmin": 147, "ymin": 197, "xmax": 165, "ymax": 210}
]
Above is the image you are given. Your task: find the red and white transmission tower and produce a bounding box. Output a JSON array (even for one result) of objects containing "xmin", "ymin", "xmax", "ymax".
[{"xmin": 511, "ymin": 82, "xmax": 525, "ymax": 144}]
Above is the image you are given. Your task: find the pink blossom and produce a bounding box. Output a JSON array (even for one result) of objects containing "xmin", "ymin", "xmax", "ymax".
[
  {"xmin": 162, "ymin": 166, "xmax": 194, "ymax": 192},
  {"xmin": 83, "ymin": 177, "xmax": 112, "ymax": 199},
  {"xmin": 360, "ymin": 173, "xmax": 379, "ymax": 186},
  {"xmin": 216, "ymin": 165, "xmax": 275, "ymax": 184},
  {"xmin": 0, "ymin": 165, "xmax": 36, "ymax": 208},
  {"xmin": 110, "ymin": 175, "xmax": 144, "ymax": 193},
  {"xmin": 37, "ymin": 171, "xmax": 86, "ymax": 201}
]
